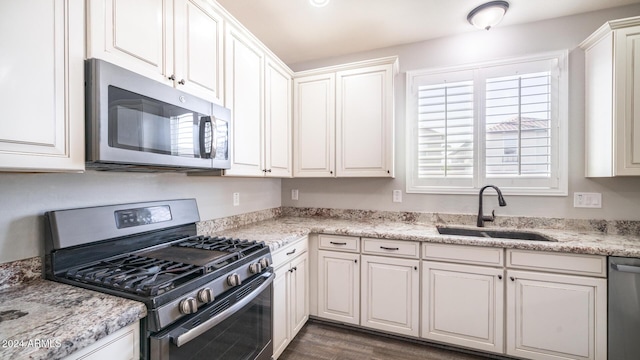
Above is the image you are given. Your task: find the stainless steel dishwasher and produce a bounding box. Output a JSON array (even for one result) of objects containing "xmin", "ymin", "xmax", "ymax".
[{"xmin": 609, "ymin": 256, "xmax": 640, "ymax": 359}]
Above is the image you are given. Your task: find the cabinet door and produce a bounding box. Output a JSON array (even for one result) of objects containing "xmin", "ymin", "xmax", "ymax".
[
  {"xmin": 361, "ymin": 255, "xmax": 419, "ymax": 337},
  {"xmin": 0, "ymin": 0, "xmax": 84, "ymax": 171},
  {"xmin": 317, "ymin": 250, "xmax": 360, "ymax": 325},
  {"xmin": 616, "ymin": 26, "xmax": 640, "ymax": 175},
  {"xmin": 506, "ymin": 270, "xmax": 607, "ymax": 360},
  {"xmin": 422, "ymin": 261, "xmax": 504, "ymax": 353},
  {"xmin": 173, "ymin": 0, "xmax": 224, "ymax": 104},
  {"xmin": 293, "ymin": 73, "xmax": 336, "ymax": 177},
  {"xmin": 336, "ymin": 64, "xmax": 394, "ymax": 177},
  {"xmin": 289, "ymin": 252, "xmax": 309, "ymax": 337},
  {"xmin": 87, "ymin": 0, "xmax": 172, "ymax": 85},
  {"xmin": 224, "ymin": 26, "xmax": 264, "ymax": 176},
  {"xmin": 272, "ymin": 264, "xmax": 290, "ymax": 360},
  {"xmin": 265, "ymin": 57, "xmax": 293, "ymax": 177}
]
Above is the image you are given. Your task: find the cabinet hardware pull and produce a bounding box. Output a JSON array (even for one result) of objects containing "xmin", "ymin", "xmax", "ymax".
[
  {"xmin": 414, "ymin": 266, "xmax": 418, "ymax": 271},
  {"xmin": 330, "ymin": 171, "xmax": 333, "ymax": 174},
  {"xmin": 168, "ymin": 75, "xmax": 176, "ymax": 81},
  {"xmin": 498, "ymin": 275, "xmax": 502, "ymax": 280},
  {"xmin": 178, "ymin": 79, "xmax": 186, "ymax": 85},
  {"xmin": 380, "ymin": 246, "xmax": 399, "ymax": 251},
  {"xmin": 387, "ymin": 170, "xmax": 390, "ymax": 174},
  {"xmin": 510, "ymin": 276, "xmax": 515, "ymax": 281},
  {"xmin": 286, "ymin": 249, "xmax": 296, "ymax": 256},
  {"xmin": 354, "ymin": 259, "xmax": 358, "ymax": 264},
  {"xmin": 293, "ymin": 266, "xmax": 297, "ymax": 271},
  {"xmin": 330, "ymin": 241, "xmax": 347, "ymax": 245},
  {"xmin": 266, "ymin": 169, "xmax": 272, "ymax": 173},
  {"xmin": 289, "ymin": 269, "xmax": 294, "ymax": 273}
]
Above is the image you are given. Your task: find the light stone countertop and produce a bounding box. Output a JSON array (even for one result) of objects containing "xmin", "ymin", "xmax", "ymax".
[
  {"xmin": 208, "ymin": 216, "xmax": 640, "ymax": 257},
  {"xmin": 0, "ymin": 279, "xmax": 146, "ymax": 360}
]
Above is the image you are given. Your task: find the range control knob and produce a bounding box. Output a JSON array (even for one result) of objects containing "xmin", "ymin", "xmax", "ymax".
[
  {"xmin": 197, "ymin": 288, "xmax": 214, "ymax": 303},
  {"xmin": 259, "ymin": 257, "xmax": 271, "ymax": 268},
  {"xmin": 179, "ymin": 297, "xmax": 198, "ymax": 314},
  {"xmin": 249, "ymin": 263, "xmax": 262, "ymax": 274},
  {"xmin": 227, "ymin": 273, "xmax": 241, "ymax": 287}
]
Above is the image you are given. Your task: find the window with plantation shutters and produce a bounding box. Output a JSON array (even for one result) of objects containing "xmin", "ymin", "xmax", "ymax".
[{"xmin": 407, "ymin": 52, "xmax": 568, "ymax": 196}]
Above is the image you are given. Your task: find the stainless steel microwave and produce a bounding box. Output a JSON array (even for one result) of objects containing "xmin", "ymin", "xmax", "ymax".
[{"xmin": 85, "ymin": 58, "xmax": 230, "ymax": 171}]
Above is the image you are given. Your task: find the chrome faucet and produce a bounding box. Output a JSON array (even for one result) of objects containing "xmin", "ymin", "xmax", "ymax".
[{"xmin": 477, "ymin": 185, "xmax": 507, "ymax": 227}]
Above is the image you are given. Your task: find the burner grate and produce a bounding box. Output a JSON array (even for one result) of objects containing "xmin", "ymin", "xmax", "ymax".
[{"xmin": 65, "ymin": 254, "xmax": 203, "ymax": 296}]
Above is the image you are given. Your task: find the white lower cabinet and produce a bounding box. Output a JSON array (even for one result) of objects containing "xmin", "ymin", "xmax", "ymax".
[
  {"xmin": 317, "ymin": 250, "xmax": 360, "ymax": 325},
  {"xmin": 422, "ymin": 261, "xmax": 504, "ymax": 353},
  {"xmin": 272, "ymin": 238, "xmax": 309, "ymax": 360},
  {"xmin": 506, "ymin": 270, "xmax": 607, "ymax": 360},
  {"xmin": 361, "ymin": 255, "xmax": 419, "ymax": 337},
  {"xmin": 64, "ymin": 321, "xmax": 139, "ymax": 360}
]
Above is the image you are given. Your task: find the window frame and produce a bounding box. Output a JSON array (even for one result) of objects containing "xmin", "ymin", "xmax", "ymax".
[{"xmin": 405, "ymin": 51, "xmax": 568, "ymax": 196}]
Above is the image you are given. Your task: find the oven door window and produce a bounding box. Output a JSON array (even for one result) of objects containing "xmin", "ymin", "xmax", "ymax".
[
  {"xmin": 151, "ymin": 275, "xmax": 272, "ymax": 360},
  {"xmin": 108, "ymin": 86, "xmax": 212, "ymax": 159}
]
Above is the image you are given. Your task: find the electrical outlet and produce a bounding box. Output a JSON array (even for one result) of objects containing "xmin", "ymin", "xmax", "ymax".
[
  {"xmin": 233, "ymin": 192, "xmax": 240, "ymax": 206},
  {"xmin": 291, "ymin": 189, "xmax": 299, "ymax": 200},
  {"xmin": 392, "ymin": 190, "xmax": 402, "ymax": 203},
  {"xmin": 573, "ymin": 192, "xmax": 602, "ymax": 208}
]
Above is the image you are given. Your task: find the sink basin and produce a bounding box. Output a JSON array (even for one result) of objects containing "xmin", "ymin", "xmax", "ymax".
[{"xmin": 436, "ymin": 227, "xmax": 556, "ymax": 242}]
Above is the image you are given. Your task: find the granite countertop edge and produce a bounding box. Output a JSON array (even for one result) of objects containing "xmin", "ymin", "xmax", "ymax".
[
  {"xmin": 205, "ymin": 216, "xmax": 640, "ymax": 258},
  {"xmin": 0, "ymin": 279, "xmax": 147, "ymax": 360}
]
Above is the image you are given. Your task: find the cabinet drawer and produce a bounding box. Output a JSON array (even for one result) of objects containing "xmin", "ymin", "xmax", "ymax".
[
  {"xmin": 272, "ymin": 236, "xmax": 308, "ymax": 268},
  {"xmin": 506, "ymin": 249, "xmax": 606, "ymax": 277},
  {"xmin": 423, "ymin": 243, "xmax": 504, "ymax": 267},
  {"xmin": 318, "ymin": 234, "xmax": 359, "ymax": 252},
  {"xmin": 362, "ymin": 238, "xmax": 419, "ymax": 259}
]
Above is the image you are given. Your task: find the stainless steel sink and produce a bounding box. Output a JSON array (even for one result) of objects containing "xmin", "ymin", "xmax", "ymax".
[{"xmin": 436, "ymin": 226, "xmax": 556, "ymax": 242}]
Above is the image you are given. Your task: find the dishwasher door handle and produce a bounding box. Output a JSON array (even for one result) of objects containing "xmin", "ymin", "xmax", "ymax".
[{"xmin": 611, "ymin": 262, "xmax": 640, "ymax": 274}]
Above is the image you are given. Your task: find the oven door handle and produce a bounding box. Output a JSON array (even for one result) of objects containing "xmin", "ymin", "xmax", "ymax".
[{"xmin": 172, "ymin": 271, "xmax": 274, "ymax": 347}]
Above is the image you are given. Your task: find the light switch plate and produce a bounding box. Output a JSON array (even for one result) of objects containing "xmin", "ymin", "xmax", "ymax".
[
  {"xmin": 392, "ymin": 190, "xmax": 402, "ymax": 203},
  {"xmin": 573, "ymin": 192, "xmax": 602, "ymax": 208},
  {"xmin": 291, "ymin": 189, "xmax": 299, "ymax": 200},
  {"xmin": 233, "ymin": 192, "xmax": 240, "ymax": 206}
]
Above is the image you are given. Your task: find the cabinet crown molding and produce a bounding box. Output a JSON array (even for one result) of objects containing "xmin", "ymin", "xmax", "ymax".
[
  {"xmin": 294, "ymin": 56, "xmax": 399, "ymax": 78},
  {"xmin": 580, "ymin": 15, "xmax": 640, "ymax": 49}
]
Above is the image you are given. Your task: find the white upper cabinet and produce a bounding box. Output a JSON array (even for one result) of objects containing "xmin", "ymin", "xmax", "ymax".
[
  {"xmin": 173, "ymin": 0, "xmax": 224, "ymax": 102},
  {"xmin": 293, "ymin": 57, "xmax": 398, "ymax": 178},
  {"xmin": 264, "ymin": 57, "xmax": 293, "ymax": 177},
  {"xmin": 293, "ymin": 73, "xmax": 336, "ymax": 177},
  {"xmin": 336, "ymin": 64, "xmax": 395, "ymax": 177},
  {"xmin": 87, "ymin": 0, "xmax": 224, "ymax": 104},
  {"xmin": 224, "ymin": 24, "xmax": 264, "ymax": 176},
  {"xmin": 581, "ymin": 16, "xmax": 640, "ymax": 176},
  {"xmin": 0, "ymin": 0, "xmax": 84, "ymax": 172}
]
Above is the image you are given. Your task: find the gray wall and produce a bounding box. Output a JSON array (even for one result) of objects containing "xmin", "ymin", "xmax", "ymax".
[
  {"xmin": 0, "ymin": 172, "xmax": 280, "ymax": 263},
  {"xmin": 282, "ymin": 4, "xmax": 640, "ymax": 221}
]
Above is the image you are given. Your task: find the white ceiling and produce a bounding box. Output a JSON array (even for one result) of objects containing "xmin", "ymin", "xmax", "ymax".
[{"xmin": 216, "ymin": 0, "xmax": 640, "ymax": 65}]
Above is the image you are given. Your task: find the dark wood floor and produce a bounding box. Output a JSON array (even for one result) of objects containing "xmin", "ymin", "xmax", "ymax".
[{"xmin": 278, "ymin": 320, "xmax": 496, "ymax": 360}]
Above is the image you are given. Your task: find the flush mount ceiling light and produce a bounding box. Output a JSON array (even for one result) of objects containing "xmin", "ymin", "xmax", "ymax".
[
  {"xmin": 467, "ymin": 1, "xmax": 510, "ymax": 30},
  {"xmin": 309, "ymin": 0, "xmax": 330, "ymax": 7}
]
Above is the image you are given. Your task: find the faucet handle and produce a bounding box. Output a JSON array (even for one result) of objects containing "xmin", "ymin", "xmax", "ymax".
[{"xmin": 482, "ymin": 210, "xmax": 496, "ymax": 223}]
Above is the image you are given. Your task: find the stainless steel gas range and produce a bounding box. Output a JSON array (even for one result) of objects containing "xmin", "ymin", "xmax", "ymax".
[{"xmin": 44, "ymin": 199, "xmax": 273, "ymax": 360}]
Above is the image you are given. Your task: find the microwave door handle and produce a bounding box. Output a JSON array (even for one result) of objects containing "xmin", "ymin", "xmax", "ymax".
[{"xmin": 198, "ymin": 116, "xmax": 214, "ymax": 159}]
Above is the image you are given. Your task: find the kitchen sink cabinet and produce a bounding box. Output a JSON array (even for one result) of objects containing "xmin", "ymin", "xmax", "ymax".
[
  {"xmin": 421, "ymin": 244, "xmax": 607, "ymax": 360},
  {"xmin": 87, "ymin": 0, "xmax": 225, "ymax": 105},
  {"xmin": 422, "ymin": 261, "xmax": 504, "ymax": 354},
  {"xmin": 0, "ymin": 0, "xmax": 84, "ymax": 172},
  {"xmin": 272, "ymin": 237, "xmax": 309, "ymax": 360},
  {"xmin": 293, "ymin": 57, "xmax": 397, "ymax": 178},
  {"xmin": 64, "ymin": 321, "xmax": 139, "ymax": 360},
  {"xmin": 581, "ymin": 16, "xmax": 640, "ymax": 176}
]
